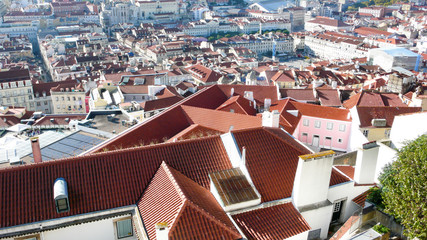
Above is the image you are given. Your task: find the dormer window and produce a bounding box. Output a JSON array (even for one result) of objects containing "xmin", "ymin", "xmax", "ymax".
[{"xmin": 53, "ymin": 178, "xmax": 70, "ymax": 213}]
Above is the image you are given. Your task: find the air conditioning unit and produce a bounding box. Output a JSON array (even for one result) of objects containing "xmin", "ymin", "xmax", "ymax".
[{"xmin": 371, "ymin": 118, "xmax": 387, "ymax": 127}]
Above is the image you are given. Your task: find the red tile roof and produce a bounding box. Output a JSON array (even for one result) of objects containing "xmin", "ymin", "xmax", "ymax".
[
  {"xmin": 91, "ymin": 85, "xmax": 277, "ymax": 152},
  {"xmin": 186, "ymin": 64, "xmax": 222, "ymax": 83},
  {"xmin": 232, "ymin": 127, "xmax": 311, "ymax": 202},
  {"xmin": 0, "ymin": 136, "xmax": 232, "ymax": 228},
  {"xmin": 343, "ymin": 90, "xmax": 406, "ymax": 109},
  {"xmin": 335, "ymin": 166, "xmax": 355, "ymax": 180},
  {"xmin": 215, "ymin": 95, "xmax": 257, "ymax": 115},
  {"xmin": 33, "ymin": 80, "xmax": 78, "ymax": 97},
  {"xmin": 232, "ymin": 203, "xmax": 311, "ymax": 240},
  {"xmin": 140, "ymin": 96, "xmax": 183, "ymax": 112},
  {"xmin": 269, "ymin": 99, "xmax": 350, "ymax": 134},
  {"xmin": 357, "ymin": 106, "xmax": 422, "ymax": 128},
  {"xmin": 316, "ymin": 89, "xmax": 342, "ymax": 107},
  {"xmin": 280, "ymin": 89, "xmax": 318, "ymax": 102},
  {"xmin": 181, "ymin": 105, "xmax": 262, "ymax": 133},
  {"xmin": 138, "ymin": 162, "xmax": 241, "ymax": 240},
  {"xmin": 330, "ymin": 168, "xmax": 352, "ymax": 186},
  {"xmin": 352, "ymin": 189, "xmax": 370, "ymax": 207},
  {"xmin": 169, "ymin": 124, "xmax": 223, "ymax": 141}
]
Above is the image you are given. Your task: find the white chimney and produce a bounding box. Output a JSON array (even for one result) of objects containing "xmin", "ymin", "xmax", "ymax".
[
  {"xmin": 264, "ymin": 98, "xmax": 271, "ymax": 111},
  {"xmin": 292, "ymin": 151, "xmax": 334, "ymax": 208},
  {"xmin": 241, "ymin": 146, "xmax": 246, "ymax": 167},
  {"xmin": 354, "ymin": 141, "xmax": 380, "ymax": 184},
  {"xmin": 155, "ymin": 222, "xmax": 169, "ymax": 240},
  {"xmin": 262, "ymin": 110, "xmax": 280, "ymax": 128}
]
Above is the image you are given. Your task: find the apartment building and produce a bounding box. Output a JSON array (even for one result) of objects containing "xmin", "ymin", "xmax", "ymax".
[
  {"xmin": 305, "ymin": 17, "xmax": 352, "ymax": 32},
  {"xmin": 0, "ymin": 69, "xmax": 34, "ymax": 110},
  {"xmin": 358, "ymin": 6, "xmax": 385, "ymax": 18},
  {"xmin": 218, "ymin": 33, "xmax": 293, "ymax": 55},
  {"xmin": 305, "ymin": 32, "xmax": 373, "ymax": 60},
  {"xmin": 51, "ymin": 82, "xmax": 86, "ymax": 114}
]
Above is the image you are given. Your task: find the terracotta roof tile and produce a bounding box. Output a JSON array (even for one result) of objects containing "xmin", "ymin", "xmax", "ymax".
[
  {"xmin": 352, "ymin": 189, "xmax": 370, "ymax": 207},
  {"xmin": 316, "ymin": 89, "xmax": 342, "ymax": 107},
  {"xmin": 216, "ymin": 95, "xmax": 257, "ymax": 115},
  {"xmin": 138, "ymin": 162, "xmax": 241, "ymax": 240},
  {"xmin": 330, "ymin": 168, "xmax": 351, "ymax": 186},
  {"xmin": 343, "ymin": 91, "xmax": 406, "ymax": 109},
  {"xmin": 232, "ymin": 203, "xmax": 311, "ymax": 240},
  {"xmin": 335, "ymin": 166, "xmax": 355, "ymax": 180},
  {"xmin": 91, "ymin": 85, "xmax": 279, "ymax": 152},
  {"xmin": 140, "ymin": 96, "xmax": 183, "ymax": 112},
  {"xmin": 0, "ymin": 136, "xmax": 232, "ymax": 228},
  {"xmin": 280, "ymin": 89, "xmax": 318, "ymax": 102},
  {"xmin": 357, "ymin": 106, "xmax": 421, "ymax": 128},
  {"xmin": 232, "ymin": 127, "xmax": 311, "ymax": 202},
  {"xmin": 181, "ymin": 105, "xmax": 262, "ymax": 132}
]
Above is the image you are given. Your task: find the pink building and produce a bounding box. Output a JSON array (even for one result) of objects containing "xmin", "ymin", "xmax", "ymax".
[{"xmin": 270, "ymin": 99, "xmax": 352, "ymax": 151}]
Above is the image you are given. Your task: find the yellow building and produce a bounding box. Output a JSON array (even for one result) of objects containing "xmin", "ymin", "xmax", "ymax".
[{"xmin": 51, "ymin": 83, "xmax": 86, "ymax": 114}]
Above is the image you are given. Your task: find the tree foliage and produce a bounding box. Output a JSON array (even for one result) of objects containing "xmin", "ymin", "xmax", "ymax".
[{"xmin": 379, "ymin": 135, "xmax": 427, "ymax": 239}]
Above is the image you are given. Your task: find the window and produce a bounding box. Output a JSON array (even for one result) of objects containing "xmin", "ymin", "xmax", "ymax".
[
  {"xmin": 303, "ymin": 119, "xmax": 309, "ymax": 126},
  {"xmin": 363, "ymin": 129, "xmax": 369, "ymax": 137},
  {"xmin": 302, "ymin": 133, "xmax": 308, "ymax": 137},
  {"xmin": 55, "ymin": 198, "xmax": 69, "ymax": 213},
  {"xmin": 116, "ymin": 218, "xmax": 133, "ymax": 239},
  {"xmin": 339, "ymin": 124, "xmax": 346, "ymax": 132},
  {"xmin": 37, "ymin": 102, "xmax": 41, "ymax": 106},
  {"xmin": 56, "ymin": 97, "xmax": 59, "ymax": 101},
  {"xmin": 333, "ymin": 201, "xmax": 341, "ymax": 212},
  {"xmin": 327, "ymin": 122, "xmax": 333, "ymax": 130},
  {"xmin": 385, "ymin": 129, "xmax": 391, "ymax": 138},
  {"xmin": 44, "ymin": 101, "xmax": 48, "ymax": 105},
  {"xmin": 314, "ymin": 120, "xmax": 321, "ymax": 128},
  {"xmin": 338, "ymin": 138, "xmax": 343, "ymax": 143}
]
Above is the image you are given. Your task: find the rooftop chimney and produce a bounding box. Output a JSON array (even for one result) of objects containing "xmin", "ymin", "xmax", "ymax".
[
  {"xmin": 155, "ymin": 222, "xmax": 169, "ymax": 240},
  {"xmin": 262, "ymin": 110, "xmax": 280, "ymax": 128},
  {"xmin": 354, "ymin": 141, "xmax": 380, "ymax": 184},
  {"xmin": 264, "ymin": 98, "xmax": 271, "ymax": 111},
  {"xmin": 31, "ymin": 137, "xmax": 42, "ymax": 164}
]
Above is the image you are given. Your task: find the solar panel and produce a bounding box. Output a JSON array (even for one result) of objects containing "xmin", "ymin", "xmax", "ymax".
[{"xmin": 210, "ymin": 168, "xmax": 260, "ymax": 207}]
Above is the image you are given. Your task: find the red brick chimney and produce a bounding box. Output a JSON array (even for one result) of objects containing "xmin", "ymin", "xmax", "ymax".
[{"xmin": 31, "ymin": 137, "xmax": 42, "ymax": 164}]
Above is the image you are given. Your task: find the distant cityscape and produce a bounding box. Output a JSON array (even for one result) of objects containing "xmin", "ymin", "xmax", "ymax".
[{"xmin": 0, "ymin": 0, "xmax": 426, "ymax": 239}]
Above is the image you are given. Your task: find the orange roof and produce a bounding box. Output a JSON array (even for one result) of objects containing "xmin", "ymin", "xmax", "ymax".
[
  {"xmin": 215, "ymin": 95, "xmax": 257, "ymax": 115},
  {"xmin": 352, "ymin": 189, "xmax": 370, "ymax": 208},
  {"xmin": 181, "ymin": 105, "xmax": 261, "ymax": 132},
  {"xmin": 138, "ymin": 162, "xmax": 241, "ymax": 240},
  {"xmin": 335, "ymin": 166, "xmax": 355, "ymax": 180},
  {"xmin": 232, "ymin": 203, "xmax": 311, "ymax": 240}
]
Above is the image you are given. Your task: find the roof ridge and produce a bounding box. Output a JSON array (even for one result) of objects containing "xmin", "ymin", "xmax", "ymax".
[
  {"xmin": 183, "ymin": 200, "xmax": 240, "ymax": 237},
  {"xmin": 161, "ymin": 163, "xmax": 240, "ymax": 239},
  {"xmin": 0, "ymin": 134, "xmax": 223, "ymax": 174}
]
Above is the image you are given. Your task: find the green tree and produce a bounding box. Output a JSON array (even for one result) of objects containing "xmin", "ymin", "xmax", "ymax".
[{"xmin": 380, "ymin": 135, "xmax": 427, "ymax": 239}]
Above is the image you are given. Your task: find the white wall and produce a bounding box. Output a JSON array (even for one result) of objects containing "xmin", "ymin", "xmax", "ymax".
[
  {"xmin": 3, "ymin": 216, "xmax": 138, "ymax": 240},
  {"xmin": 293, "ymin": 154, "xmax": 333, "ymax": 208},
  {"xmin": 354, "ymin": 144, "xmax": 380, "ymax": 184},
  {"xmin": 390, "ymin": 112, "xmax": 427, "ymax": 149},
  {"xmin": 301, "ymin": 205, "xmax": 333, "ymax": 239},
  {"xmin": 327, "ymin": 180, "xmax": 371, "ymax": 222},
  {"xmin": 375, "ymin": 141, "xmax": 397, "ymax": 183},
  {"xmin": 349, "ymin": 107, "xmax": 368, "ymax": 151}
]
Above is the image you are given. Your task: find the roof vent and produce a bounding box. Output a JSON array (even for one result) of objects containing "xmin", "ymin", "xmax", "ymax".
[
  {"xmin": 53, "ymin": 178, "xmax": 70, "ymax": 213},
  {"xmin": 65, "ymin": 118, "xmax": 70, "ymax": 122},
  {"xmin": 50, "ymin": 118, "xmax": 55, "ymax": 122}
]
